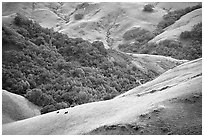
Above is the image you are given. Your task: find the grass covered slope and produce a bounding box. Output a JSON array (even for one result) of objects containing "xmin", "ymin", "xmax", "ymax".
[
  {"xmin": 118, "ymin": 3, "xmax": 202, "ymax": 61},
  {"xmin": 3, "ymin": 58, "xmax": 202, "ymax": 135},
  {"xmin": 156, "ymin": 2, "xmax": 201, "ymax": 11},
  {"xmin": 127, "ymin": 53, "xmax": 188, "ymax": 74},
  {"xmin": 2, "ymin": 2, "xmax": 166, "ymax": 48},
  {"xmin": 2, "ymin": 90, "xmax": 40, "ymax": 124},
  {"xmin": 150, "ymin": 8, "xmax": 202, "ymax": 43}
]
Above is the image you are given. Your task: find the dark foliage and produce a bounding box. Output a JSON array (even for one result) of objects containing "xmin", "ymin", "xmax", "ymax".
[
  {"xmin": 143, "ymin": 4, "xmax": 154, "ymax": 12},
  {"xmin": 123, "ymin": 28, "xmax": 154, "ymax": 41},
  {"xmin": 119, "ymin": 28, "xmax": 154, "ymax": 52},
  {"xmin": 139, "ymin": 23, "xmax": 202, "ymax": 60},
  {"xmin": 74, "ymin": 13, "xmax": 84, "ymax": 20},
  {"xmin": 2, "ymin": 14, "xmax": 156, "ymax": 114}
]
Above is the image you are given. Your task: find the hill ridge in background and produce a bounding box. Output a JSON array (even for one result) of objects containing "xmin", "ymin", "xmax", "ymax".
[{"xmin": 3, "ymin": 2, "xmax": 200, "ymax": 49}]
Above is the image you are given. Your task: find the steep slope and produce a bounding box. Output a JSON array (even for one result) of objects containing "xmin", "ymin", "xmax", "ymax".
[
  {"xmin": 156, "ymin": 2, "xmax": 201, "ymax": 11},
  {"xmin": 126, "ymin": 53, "xmax": 188, "ymax": 74},
  {"xmin": 149, "ymin": 8, "xmax": 202, "ymax": 43},
  {"xmin": 109, "ymin": 50, "xmax": 187, "ymax": 76},
  {"xmin": 3, "ymin": 58, "xmax": 201, "ymax": 135},
  {"xmin": 2, "ymin": 90, "xmax": 41, "ymax": 124}
]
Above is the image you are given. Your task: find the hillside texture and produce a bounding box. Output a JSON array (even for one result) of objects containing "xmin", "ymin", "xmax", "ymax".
[
  {"xmin": 2, "ymin": 12, "xmax": 187, "ymax": 114},
  {"xmin": 2, "ymin": 90, "xmax": 40, "ymax": 124},
  {"xmin": 3, "ymin": 58, "xmax": 202, "ymax": 135},
  {"xmin": 2, "ymin": 2, "xmax": 202, "ymax": 135}
]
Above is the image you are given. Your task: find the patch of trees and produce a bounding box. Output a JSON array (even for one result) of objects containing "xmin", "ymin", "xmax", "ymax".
[
  {"xmin": 118, "ymin": 42, "xmax": 142, "ymax": 53},
  {"xmin": 118, "ymin": 23, "xmax": 202, "ymax": 60},
  {"xmin": 119, "ymin": 28, "xmax": 154, "ymax": 52},
  {"xmin": 119, "ymin": 5, "xmax": 202, "ymax": 61},
  {"xmin": 123, "ymin": 28, "xmax": 154, "ymax": 41},
  {"xmin": 2, "ymin": 14, "xmax": 156, "ymax": 114},
  {"xmin": 156, "ymin": 4, "xmax": 201, "ymax": 32},
  {"xmin": 179, "ymin": 23, "xmax": 202, "ymax": 60},
  {"xmin": 180, "ymin": 23, "xmax": 202, "ymax": 40},
  {"xmin": 138, "ymin": 23, "xmax": 202, "ymax": 60}
]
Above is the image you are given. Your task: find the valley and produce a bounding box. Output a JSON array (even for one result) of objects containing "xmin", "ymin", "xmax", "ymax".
[{"xmin": 2, "ymin": 2, "xmax": 202, "ymax": 135}]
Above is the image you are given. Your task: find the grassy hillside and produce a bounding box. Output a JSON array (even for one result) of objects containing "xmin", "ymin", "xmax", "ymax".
[
  {"xmin": 2, "ymin": 2, "xmax": 167, "ymax": 48},
  {"xmin": 119, "ymin": 4, "xmax": 202, "ymax": 60},
  {"xmin": 2, "ymin": 90, "xmax": 40, "ymax": 124},
  {"xmin": 3, "ymin": 58, "xmax": 202, "ymax": 135},
  {"xmin": 2, "ymin": 3, "xmax": 201, "ymax": 134}
]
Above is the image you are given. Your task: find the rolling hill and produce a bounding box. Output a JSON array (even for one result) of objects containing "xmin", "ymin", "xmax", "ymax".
[
  {"xmin": 2, "ymin": 2, "xmax": 201, "ymax": 49},
  {"xmin": 3, "ymin": 58, "xmax": 202, "ymax": 135},
  {"xmin": 2, "ymin": 2, "xmax": 202, "ymax": 135},
  {"xmin": 155, "ymin": 2, "xmax": 201, "ymax": 11},
  {"xmin": 2, "ymin": 90, "xmax": 40, "ymax": 124},
  {"xmin": 2, "ymin": 2, "xmax": 166, "ymax": 49},
  {"xmin": 149, "ymin": 8, "xmax": 202, "ymax": 43}
]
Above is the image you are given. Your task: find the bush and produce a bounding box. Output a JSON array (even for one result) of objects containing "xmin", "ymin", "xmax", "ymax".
[
  {"xmin": 14, "ymin": 13, "xmax": 32, "ymax": 26},
  {"xmin": 74, "ymin": 13, "xmax": 84, "ymax": 20},
  {"xmin": 180, "ymin": 31, "xmax": 191, "ymax": 39},
  {"xmin": 55, "ymin": 102, "xmax": 69, "ymax": 109},
  {"xmin": 143, "ymin": 4, "xmax": 154, "ymax": 12},
  {"xmin": 41, "ymin": 104, "xmax": 57, "ymax": 114},
  {"xmin": 123, "ymin": 28, "xmax": 152, "ymax": 41}
]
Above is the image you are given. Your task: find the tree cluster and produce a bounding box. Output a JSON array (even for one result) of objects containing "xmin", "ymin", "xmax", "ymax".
[
  {"xmin": 156, "ymin": 4, "xmax": 201, "ymax": 31},
  {"xmin": 2, "ymin": 14, "xmax": 156, "ymax": 114},
  {"xmin": 139, "ymin": 23, "xmax": 202, "ymax": 60}
]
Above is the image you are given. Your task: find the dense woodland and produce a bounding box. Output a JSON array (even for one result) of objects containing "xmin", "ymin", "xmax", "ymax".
[
  {"xmin": 119, "ymin": 4, "xmax": 202, "ymax": 60},
  {"xmin": 2, "ymin": 14, "xmax": 157, "ymax": 114}
]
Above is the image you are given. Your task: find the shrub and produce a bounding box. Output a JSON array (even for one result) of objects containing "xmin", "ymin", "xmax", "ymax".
[
  {"xmin": 55, "ymin": 102, "xmax": 69, "ymax": 109},
  {"xmin": 74, "ymin": 13, "xmax": 84, "ymax": 20},
  {"xmin": 103, "ymin": 93, "xmax": 117, "ymax": 100},
  {"xmin": 41, "ymin": 104, "xmax": 57, "ymax": 114},
  {"xmin": 180, "ymin": 31, "xmax": 191, "ymax": 39},
  {"xmin": 14, "ymin": 13, "xmax": 32, "ymax": 26},
  {"xmin": 143, "ymin": 4, "xmax": 154, "ymax": 12},
  {"xmin": 123, "ymin": 28, "xmax": 151, "ymax": 41}
]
